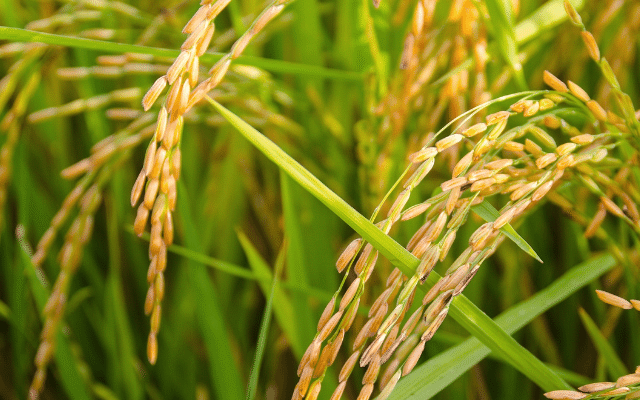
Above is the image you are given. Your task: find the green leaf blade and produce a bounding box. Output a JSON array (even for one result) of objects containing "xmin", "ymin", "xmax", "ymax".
[
  {"xmin": 578, "ymin": 308, "xmax": 628, "ymax": 379},
  {"xmin": 472, "ymin": 202, "xmax": 543, "ymax": 263},
  {"xmin": 0, "ymin": 27, "xmax": 363, "ymax": 81},
  {"xmin": 237, "ymin": 231, "xmax": 303, "ymax": 357},
  {"xmin": 239, "ymin": 233, "xmax": 285, "ymax": 400},
  {"xmin": 484, "ymin": 0, "xmax": 527, "ymax": 90},
  {"xmin": 177, "ymin": 183, "xmax": 245, "ymax": 400}
]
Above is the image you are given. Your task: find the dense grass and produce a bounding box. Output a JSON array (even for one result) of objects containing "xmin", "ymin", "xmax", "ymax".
[{"xmin": 0, "ymin": 0, "xmax": 639, "ymax": 399}]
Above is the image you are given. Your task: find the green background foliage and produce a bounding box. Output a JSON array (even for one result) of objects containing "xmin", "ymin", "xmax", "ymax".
[{"xmin": 0, "ymin": 0, "xmax": 638, "ymax": 399}]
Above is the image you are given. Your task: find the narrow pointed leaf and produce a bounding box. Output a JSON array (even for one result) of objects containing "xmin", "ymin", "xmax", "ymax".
[
  {"xmin": 578, "ymin": 308, "xmax": 628, "ymax": 379},
  {"xmin": 238, "ymin": 231, "xmax": 304, "ymax": 357},
  {"xmin": 0, "ymin": 27, "xmax": 363, "ymax": 81},
  {"xmin": 241, "ymin": 233, "xmax": 285, "ymax": 400},
  {"xmin": 472, "ymin": 202, "xmax": 543, "ymax": 263}
]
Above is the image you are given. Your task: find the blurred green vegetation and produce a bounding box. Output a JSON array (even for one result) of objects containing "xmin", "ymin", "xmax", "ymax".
[{"xmin": 0, "ymin": 0, "xmax": 639, "ymax": 399}]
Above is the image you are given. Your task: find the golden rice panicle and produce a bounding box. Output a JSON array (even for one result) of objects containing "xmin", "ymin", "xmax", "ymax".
[
  {"xmin": 616, "ymin": 373, "xmax": 640, "ymax": 388},
  {"xmin": 596, "ymin": 289, "xmax": 633, "ymax": 310},
  {"xmin": 556, "ymin": 143, "xmax": 577, "ymax": 156},
  {"xmin": 142, "ymin": 76, "xmax": 167, "ymax": 111},
  {"xmin": 567, "ymin": 81, "xmax": 590, "ymax": 103},
  {"xmin": 536, "ymin": 153, "xmax": 557, "ymax": 169},
  {"xmin": 295, "ymin": 269, "xmax": 366, "ymax": 395},
  {"xmin": 543, "ymin": 70, "xmax": 568, "ymax": 93},
  {"xmin": 486, "ymin": 110, "xmax": 510, "ymax": 126},
  {"xmin": 34, "ymin": 119, "xmax": 126, "ymax": 260},
  {"xmin": 29, "ymin": 183, "xmax": 104, "ymax": 399},
  {"xmin": 574, "ymin": 371, "xmax": 640, "ymax": 400},
  {"xmin": 336, "ymin": 238, "xmax": 362, "ymax": 272},
  {"xmin": 600, "ymin": 196, "xmax": 626, "ymax": 219},
  {"xmin": 452, "ymin": 151, "xmax": 473, "ymax": 178},
  {"xmin": 294, "ymin": 7, "xmax": 636, "ymax": 400},
  {"xmin": 462, "ymin": 122, "xmax": 487, "ymax": 138},
  {"xmin": 435, "ymin": 134, "xmax": 463, "ymax": 152},
  {"xmin": 134, "ymin": 0, "xmax": 230, "ymax": 365},
  {"xmin": 580, "ymin": 31, "xmax": 600, "ymax": 62},
  {"xmin": 357, "ymin": 383, "xmax": 374, "ymax": 400},
  {"xmin": 523, "ymin": 101, "xmax": 540, "ymax": 117},
  {"xmin": 409, "ymin": 146, "xmax": 437, "ymax": 163},
  {"xmin": 539, "ymin": 98, "xmax": 555, "ymax": 111},
  {"xmin": 544, "ymin": 390, "xmax": 587, "ymax": 399},
  {"xmin": 321, "ymin": 264, "xmax": 407, "ymax": 396},
  {"xmin": 578, "ymin": 382, "xmax": 615, "ymax": 393},
  {"xmin": 563, "ymin": 0, "xmax": 583, "ymax": 27},
  {"xmin": 134, "ymin": 0, "xmax": 292, "ymax": 365},
  {"xmin": 378, "ymin": 369, "xmax": 402, "ymax": 400}
]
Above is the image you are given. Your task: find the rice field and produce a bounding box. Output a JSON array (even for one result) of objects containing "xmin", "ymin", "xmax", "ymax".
[{"xmin": 0, "ymin": 0, "xmax": 639, "ymax": 399}]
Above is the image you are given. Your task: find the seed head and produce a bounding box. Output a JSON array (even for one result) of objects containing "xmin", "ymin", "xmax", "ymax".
[
  {"xmin": 580, "ymin": 31, "xmax": 600, "ymax": 61},
  {"xmin": 435, "ymin": 134, "xmax": 463, "ymax": 152},
  {"xmin": 577, "ymin": 382, "xmax": 615, "ymax": 393},
  {"xmin": 543, "ymin": 390, "xmax": 586, "ymax": 399},
  {"xmin": 596, "ymin": 290, "xmax": 632, "ymax": 309},
  {"xmin": 563, "ymin": 0, "xmax": 583, "ymax": 26},
  {"xmin": 543, "ymin": 71, "xmax": 568, "ymax": 92},
  {"xmin": 462, "ymin": 123, "xmax": 487, "ymax": 137},
  {"xmin": 142, "ymin": 76, "xmax": 167, "ymax": 111},
  {"xmin": 409, "ymin": 146, "xmax": 438, "ymax": 163},
  {"xmin": 567, "ymin": 81, "xmax": 590, "ymax": 102}
]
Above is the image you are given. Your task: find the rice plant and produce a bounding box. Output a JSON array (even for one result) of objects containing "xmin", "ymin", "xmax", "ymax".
[{"xmin": 0, "ymin": 0, "xmax": 639, "ymax": 399}]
